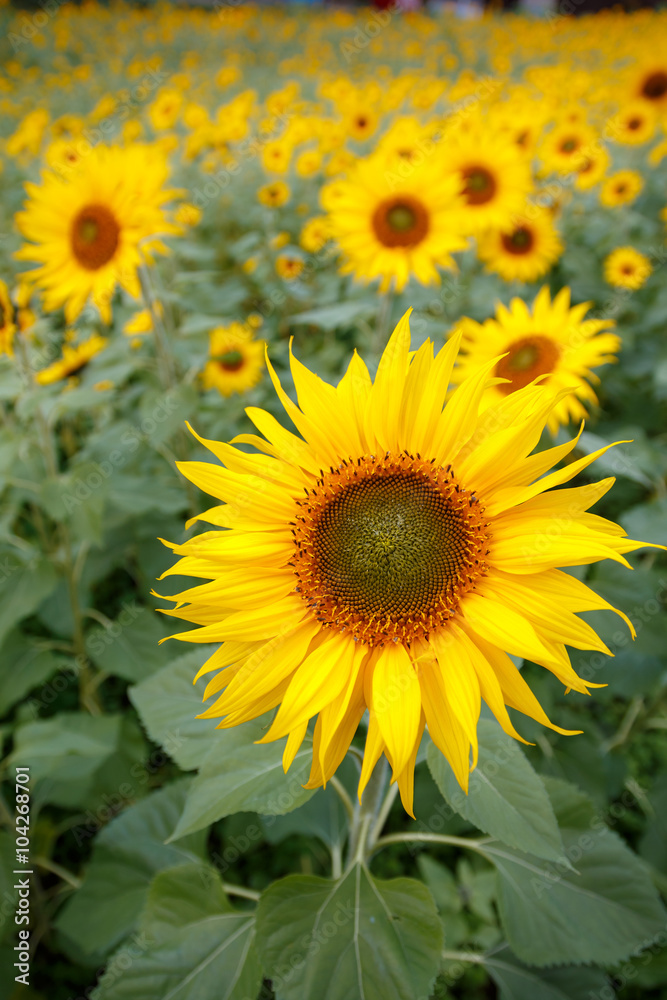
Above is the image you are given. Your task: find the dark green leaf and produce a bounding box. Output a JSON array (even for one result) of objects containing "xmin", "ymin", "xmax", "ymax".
[{"xmin": 256, "ymin": 865, "xmax": 443, "ymax": 1000}]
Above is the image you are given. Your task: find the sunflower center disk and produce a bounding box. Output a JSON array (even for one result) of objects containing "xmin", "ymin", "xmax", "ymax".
[
  {"xmin": 71, "ymin": 204, "xmax": 120, "ymax": 270},
  {"xmin": 462, "ymin": 166, "xmax": 496, "ymax": 205},
  {"xmin": 502, "ymin": 226, "xmax": 534, "ymax": 255},
  {"xmin": 215, "ymin": 349, "xmax": 245, "ymax": 372},
  {"xmin": 495, "ymin": 335, "xmax": 560, "ymax": 394},
  {"xmin": 292, "ymin": 456, "xmax": 490, "ymax": 645},
  {"xmin": 642, "ymin": 71, "xmax": 667, "ymax": 100},
  {"xmin": 372, "ymin": 196, "xmax": 429, "ymax": 248}
]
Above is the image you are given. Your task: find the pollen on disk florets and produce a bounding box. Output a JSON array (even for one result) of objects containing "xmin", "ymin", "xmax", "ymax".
[{"xmin": 290, "ymin": 452, "xmax": 491, "ymax": 646}]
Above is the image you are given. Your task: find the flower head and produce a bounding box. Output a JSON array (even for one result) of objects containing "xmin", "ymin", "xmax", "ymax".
[{"xmin": 161, "ymin": 311, "xmax": 650, "ymax": 816}]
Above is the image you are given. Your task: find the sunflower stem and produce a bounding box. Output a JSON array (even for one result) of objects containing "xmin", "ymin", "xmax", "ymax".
[
  {"xmin": 139, "ymin": 265, "xmax": 175, "ymax": 389},
  {"xmin": 221, "ymin": 883, "xmax": 261, "ymax": 902},
  {"xmin": 369, "ymin": 831, "xmax": 486, "ymax": 856},
  {"xmin": 373, "ymin": 288, "xmax": 394, "ymax": 362},
  {"xmin": 329, "ymin": 775, "xmax": 355, "ymax": 826},
  {"xmin": 345, "ymin": 758, "xmax": 388, "ymax": 871},
  {"xmin": 368, "ymin": 781, "xmax": 399, "ymax": 847}
]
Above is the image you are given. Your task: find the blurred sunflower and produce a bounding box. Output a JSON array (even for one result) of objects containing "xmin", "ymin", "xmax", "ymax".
[
  {"xmin": 160, "ymin": 311, "xmax": 650, "ymax": 816},
  {"xmin": 323, "ymin": 153, "xmax": 465, "ymax": 292},
  {"xmin": 443, "ymin": 128, "xmax": 533, "ymax": 235},
  {"xmin": 201, "ymin": 322, "xmax": 265, "ymax": 398},
  {"xmin": 604, "ymin": 247, "xmax": 652, "ymax": 290},
  {"xmin": 258, "ymin": 181, "xmax": 290, "ymax": 208},
  {"xmin": 0, "ymin": 281, "xmax": 16, "ymax": 357},
  {"xmin": 35, "ymin": 333, "xmax": 108, "ymax": 385},
  {"xmin": 599, "ymin": 169, "xmax": 643, "ymax": 207},
  {"xmin": 632, "ymin": 61, "xmax": 667, "ymax": 109},
  {"xmin": 476, "ymin": 206, "xmax": 563, "ymax": 282},
  {"xmin": 15, "ymin": 144, "xmax": 179, "ymax": 324},
  {"xmin": 608, "ymin": 103, "xmax": 656, "ymax": 146},
  {"xmin": 540, "ymin": 122, "xmax": 598, "ymax": 175},
  {"xmin": 450, "ymin": 287, "xmax": 620, "ymax": 434}
]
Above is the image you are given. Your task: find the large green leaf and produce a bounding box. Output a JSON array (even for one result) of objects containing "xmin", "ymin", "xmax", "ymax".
[
  {"xmin": 8, "ymin": 712, "xmax": 122, "ymax": 809},
  {"xmin": 89, "ymin": 608, "xmax": 172, "ymax": 681},
  {"xmin": 483, "ymin": 947, "xmax": 610, "ymax": 1000},
  {"xmin": 55, "ymin": 781, "xmax": 205, "ymax": 961},
  {"xmin": 0, "ymin": 833, "xmax": 17, "ymax": 944},
  {"xmin": 484, "ymin": 827, "xmax": 667, "ymax": 966},
  {"xmin": 96, "ymin": 859, "xmax": 260, "ymax": 1000},
  {"xmin": 95, "ymin": 914, "xmax": 260, "ymax": 1000},
  {"xmin": 0, "ymin": 555, "xmax": 57, "ymax": 647},
  {"xmin": 0, "ymin": 630, "xmax": 65, "ymax": 716},
  {"xmin": 256, "ymin": 865, "xmax": 442, "ymax": 1000},
  {"xmin": 129, "ymin": 647, "xmax": 219, "ymax": 769},
  {"xmin": 427, "ymin": 720, "xmax": 564, "ymax": 862},
  {"xmin": 170, "ymin": 718, "xmax": 315, "ymax": 839}
]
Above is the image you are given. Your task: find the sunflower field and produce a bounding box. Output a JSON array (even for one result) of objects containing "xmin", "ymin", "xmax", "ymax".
[{"xmin": 1, "ymin": 2, "xmax": 667, "ymax": 998}]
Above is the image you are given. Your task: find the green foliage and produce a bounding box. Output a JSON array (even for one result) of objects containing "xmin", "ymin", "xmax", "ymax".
[{"xmin": 255, "ymin": 867, "xmax": 443, "ymax": 1000}]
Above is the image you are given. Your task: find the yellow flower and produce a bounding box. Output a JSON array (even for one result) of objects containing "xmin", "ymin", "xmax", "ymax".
[
  {"xmin": 0, "ymin": 281, "xmax": 16, "ymax": 357},
  {"xmin": 444, "ymin": 127, "xmax": 533, "ymax": 236},
  {"xmin": 599, "ymin": 170, "xmax": 644, "ymax": 208},
  {"xmin": 323, "ymin": 152, "xmax": 465, "ymax": 293},
  {"xmin": 35, "ymin": 334, "xmax": 108, "ymax": 385},
  {"xmin": 608, "ymin": 103, "xmax": 657, "ymax": 146},
  {"xmin": 276, "ymin": 254, "xmax": 304, "ymax": 281},
  {"xmin": 261, "ymin": 140, "xmax": 291, "ymax": 175},
  {"xmin": 258, "ymin": 181, "xmax": 290, "ymax": 208},
  {"xmin": 540, "ymin": 122, "xmax": 599, "ymax": 175},
  {"xmin": 295, "ymin": 150, "xmax": 322, "ymax": 178},
  {"xmin": 149, "ymin": 89, "xmax": 184, "ymax": 131},
  {"xmin": 123, "ymin": 307, "xmax": 160, "ymax": 336},
  {"xmin": 15, "ymin": 143, "xmax": 179, "ymax": 324},
  {"xmin": 450, "ymin": 287, "xmax": 620, "ymax": 435},
  {"xmin": 573, "ymin": 143, "xmax": 610, "ymax": 190},
  {"xmin": 174, "ymin": 203, "xmax": 203, "ymax": 228},
  {"xmin": 300, "ymin": 216, "xmax": 331, "ymax": 254},
  {"xmin": 476, "ymin": 206, "xmax": 563, "ymax": 283},
  {"xmin": 604, "ymin": 247, "xmax": 652, "ymax": 290},
  {"xmin": 632, "ymin": 62, "xmax": 667, "ymax": 109},
  {"xmin": 271, "ymin": 232, "xmax": 290, "ymax": 250},
  {"xmin": 161, "ymin": 310, "xmax": 651, "ymax": 816},
  {"xmin": 93, "ymin": 379, "xmax": 114, "ymax": 392},
  {"xmin": 201, "ymin": 323, "xmax": 265, "ymax": 397}
]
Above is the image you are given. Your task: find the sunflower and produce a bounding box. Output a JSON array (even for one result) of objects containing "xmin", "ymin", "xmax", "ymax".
[
  {"xmin": 0, "ymin": 281, "xmax": 17, "ymax": 357},
  {"xmin": 201, "ymin": 322, "xmax": 265, "ymax": 398},
  {"xmin": 322, "ymin": 152, "xmax": 466, "ymax": 293},
  {"xmin": 258, "ymin": 181, "xmax": 290, "ymax": 208},
  {"xmin": 35, "ymin": 334, "xmax": 108, "ymax": 386},
  {"xmin": 603, "ymin": 247, "xmax": 652, "ymax": 290},
  {"xmin": 599, "ymin": 169, "xmax": 644, "ymax": 208},
  {"xmin": 442, "ymin": 128, "xmax": 532, "ymax": 236},
  {"xmin": 540, "ymin": 122, "xmax": 598, "ymax": 175},
  {"xmin": 300, "ymin": 216, "xmax": 331, "ymax": 253},
  {"xmin": 607, "ymin": 103, "xmax": 657, "ymax": 146},
  {"xmin": 632, "ymin": 62, "xmax": 667, "ymax": 109},
  {"xmin": 159, "ymin": 310, "xmax": 652, "ymax": 817},
  {"xmin": 476, "ymin": 206, "xmax": 563, "ymax": 283},
  {"xmin": 450, "ymin": 287, "xmax": 620, "ymax": 434},
  {"xmin": 573, "ymin": 143, "xmax": 610, "ymax": 190},
  {"xmin": 15, "ymin": 143, "xmax": 179, "ymax": 324},
  {"xmin": 275, "ymin": 254, "xmax": 304, "ymax": 281}
]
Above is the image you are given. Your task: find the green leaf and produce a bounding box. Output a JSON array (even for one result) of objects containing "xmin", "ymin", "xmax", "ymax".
[
  {"xmin": 541, "ymin": 777, "xmax": 598, "ymax": 830},
  {"xmin": 55, "ymin": 781, "xmax": 205, "ymax": 961},
  {"xmin": 140, "ymin": 862, "xmax": 234, "ymax": 942},
  {"xmin": 484, "ymin": 827, "xmax": 667, "ymax": 966},
  {"xmin": 260, "ymin": 761, "xmax": 355, "ymax": 850},
  {"xmin": 484, "ymin": 947, "xmax": 610, "ymax": 1000},
  {"xmin": 0, "ymin": 832, "xmax": 18, "ymax": 943},
  {"xmin": 289, "ymin": 300, "xmax": 375, "ymax": 331},
  {"xmin": 129, "ymin": 647, "xmax": 219, "ymax": 770},
  {"xmin": 94, "ymin": 914, "xmax": 260, "ymax": 1000},
  {"xmin": 89, "ymin": 607, "xmax": 171, "ymax": 682},
  {"xmin": 0, "ymin": 630, "xmax": 65, "ymax": 716},
  {"xmin": 0, "ymin": 555, "xmax": 57, "ymax": 647},
  {"xmin": 8, "ymin": 712, "xmax": 122, "ymax": 809},
  {"xmin": 427, "ymin": 720, "xmax": 565, "ymax": 862},
  {"xmin": 256, "ymin": 865, "xmax": 443, "ymax": 1000},
  {"xmin": 170, "ymin": 718, "xmax": 315, "ymax": 839},
  {"xmin": 417, "ymin": 856, "xmax": 462, "ymax": 915},
  {"xmin": 620, "ymin": 495, "xmax": 667, "ymax": 546}
]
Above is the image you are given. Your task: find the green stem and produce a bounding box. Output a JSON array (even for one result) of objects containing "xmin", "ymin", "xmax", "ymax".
[
  {"xmin": 441, "ymin": 950, "xmax": 485, "ymax": 965},
  {"xmin": 329, "ymin": 775, "xmax": 355, "ymax": 826},
  {"xmin": 345, "ymin": 758, "xmax": 388, "ymax": 871},
  {"xmin": 370, "ymin": 831, "xmax": 486, "ymax": 857},
  {"xmin": 368, "ymin": 782, "xmax": 399, "ymax": 847},
  {"xmin": 139, "ymin": 264, "xmax": 175, "ymax": 389},
  {"xmin": 374, "ymin": 288, "xmax": 394, "ymax": 361},
  {"xmin": 221, "ymin": 883, "xmax": 260, "ymax": 902}
]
